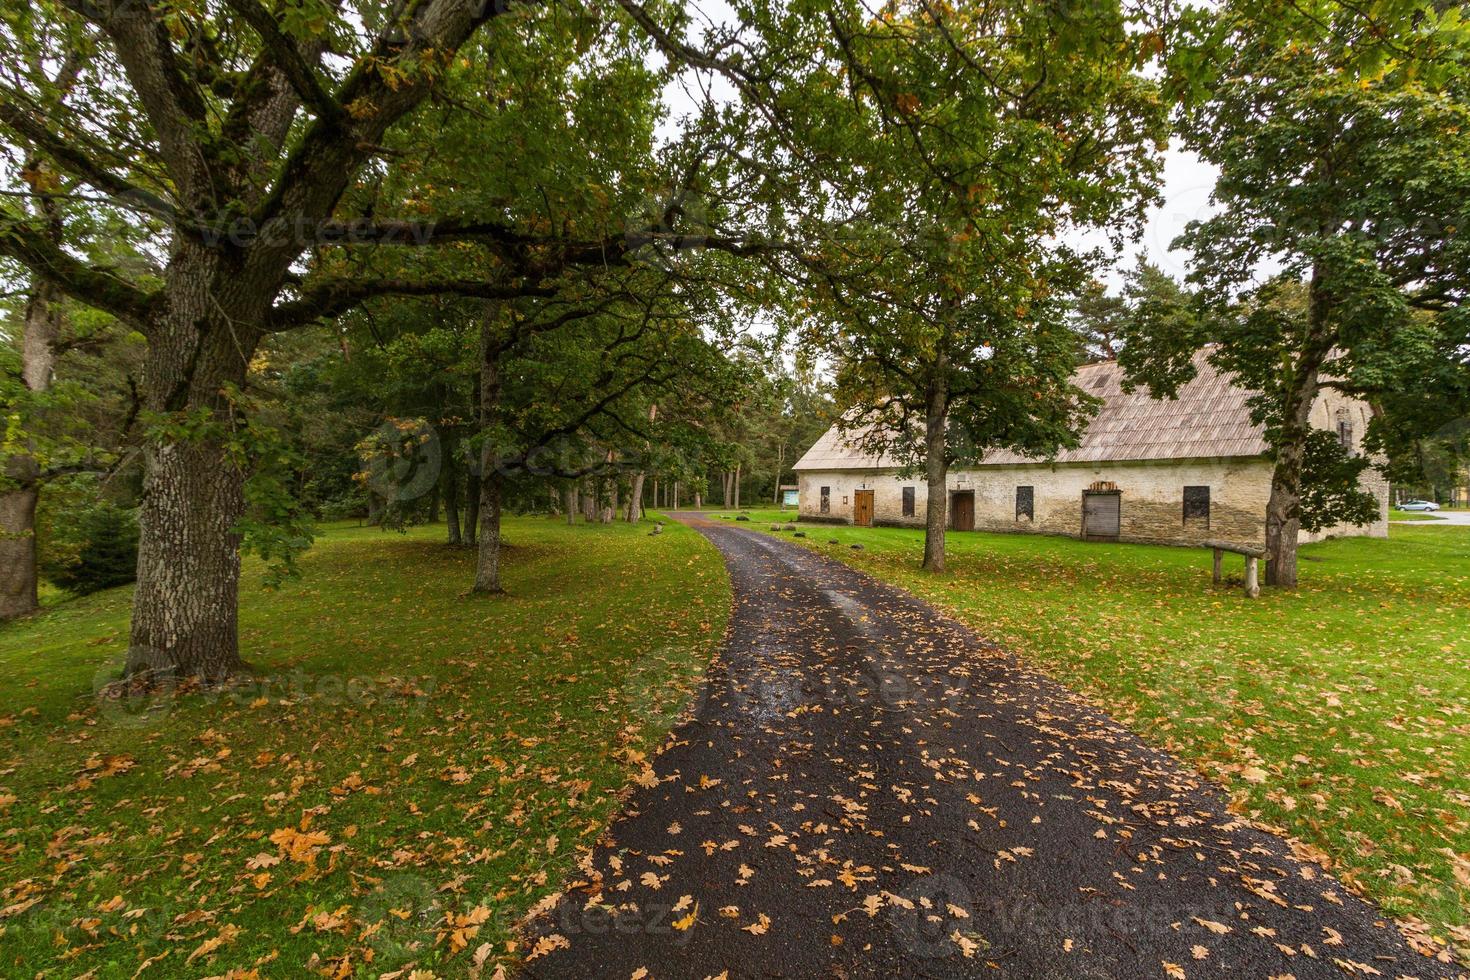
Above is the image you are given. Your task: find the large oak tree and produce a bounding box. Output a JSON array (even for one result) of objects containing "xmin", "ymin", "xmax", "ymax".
[{"xmin": 1130, "ymin": 0, "xmax": 1470, "ymax": 586}]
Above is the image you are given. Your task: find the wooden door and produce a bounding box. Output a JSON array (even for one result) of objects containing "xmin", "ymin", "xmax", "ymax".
[
  {"xmin": 951, "ymin": 491, "xmax": 975, "ymax": 531},
  {"xmin": 1082, "ymin": 492, "xmax": 1120, "ymax": 539},
  {"xmin": 854, "ymin": 490, "xmax": 874, "ymax": 527}
]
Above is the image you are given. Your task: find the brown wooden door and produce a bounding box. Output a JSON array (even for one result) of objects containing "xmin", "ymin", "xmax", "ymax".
[
  {"xmin": 951, "ymin": 491, "xmax": 975, "ymax": 531},
  {"xmin": 1082, "ymin": 492, "xmax": 1120, "ymax": 539},
  {"xmin": 854, "ymin": 490, "xmax": 874, "ymax": 527}
]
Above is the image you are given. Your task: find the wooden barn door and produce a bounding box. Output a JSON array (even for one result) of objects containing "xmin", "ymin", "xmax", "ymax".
[
  {"xmin": 854, "ymin": 490, "xmax": 874, "ymax": 527},
  {"xmin": 951, "ymin": 491, "xmax": 975, "ymax": 531},
  {"xmin": 1082, "ymin": 491, "xmax": 1120, "ymax": 540}
]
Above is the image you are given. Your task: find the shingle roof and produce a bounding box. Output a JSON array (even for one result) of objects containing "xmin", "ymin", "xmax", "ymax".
[{"xmin": 792, "ymin": 350, "xmax": 1268, "ymax": 472}]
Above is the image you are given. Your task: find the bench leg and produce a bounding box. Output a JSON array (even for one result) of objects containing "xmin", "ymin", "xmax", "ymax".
[
  {"xmin": 1212, "ymin": 549, "xmax": 1223, "ymax": 585},
  {"xmin": 1244, "ymin": 555, "xmax": 1260, "ymax": 598}
]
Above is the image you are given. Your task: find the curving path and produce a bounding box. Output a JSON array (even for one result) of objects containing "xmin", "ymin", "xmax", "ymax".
[{"xmin": 524, "ymin": 515, "xmax": 1461, "ymax": 979}]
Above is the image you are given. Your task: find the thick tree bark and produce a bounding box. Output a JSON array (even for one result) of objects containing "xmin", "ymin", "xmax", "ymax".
[
  {"xmin": 626, "ymin": 472, "xmax": 645, "ymax": 521},
  {"xmin": 128, "ymin": 437, "xmax": 247, "ymax": 682},
  {"xmin": 0, "ymin": 460, "xmax": 40, "ymax": 621},
  {"xmin": 922, "ymin": 363, "xmax": 950, "ymax": 573},
  {"xmin": 733, "ymin": 464, "xmax": 741, "ymax": 509},
  {"xmin": 607, "ymin": 479, "xmax": 619, "ymax": 524},
  {"xmin": 1264, "ymin": 348, "xmax": 1334, "ymax": 587},
  {"xmin": 473, "ymin": 468, "xmax": 504, "ymax": 593},
  {"xmin": 1264, "ymin": 286, "xmax": 1331, "ymax": 588},
  {"xmin": 564, "ymin": 485, "xmax": 577, "ymax": 525},
  {"xmin": 127, "ymin": 245, "xmax": 263, "ymax": 683}
]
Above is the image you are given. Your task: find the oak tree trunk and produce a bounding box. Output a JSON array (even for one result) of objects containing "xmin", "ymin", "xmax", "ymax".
[
  {"xmin": 128, "ymin": 436, "xmax": 247, "ymax": 682},
  {"xmin": 0, "ymin": 463, "xmax": 39, "ymax": 621},
  {"xmin": 626, "ymin": 472, "xmax": 645, "ymax": 521},
  {"xmin": 1265, "ymin": 273, "xmax": 1333, "ymax": 589},
  {"xmin": 564, "ymin": 485, "xmax": 577, "ymax": 525},
  {"xmin": 127, "ymin": 246, "xmax": 264, "ymax": 683},
  {"xmin": 473, "ymin": 468, "xmax": 504, "ymax": 593},
  {"xmin": 1, "ymin": 280, "xmax": 61, "ymax": 620},
  {"xmin": 922, "ymin": 363, "xmax": 949, "ymax": 573}
]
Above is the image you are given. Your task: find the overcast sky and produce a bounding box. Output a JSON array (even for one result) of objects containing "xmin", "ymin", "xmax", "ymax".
[{"xmin": 1089, "ymin": 140, "xmax": 1222, "ymax": 287}]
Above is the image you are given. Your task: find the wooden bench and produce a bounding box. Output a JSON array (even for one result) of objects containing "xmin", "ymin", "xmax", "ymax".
[{"xmin": 1203, "ymin": 540, "xmax": 1268, "ymax": 598}]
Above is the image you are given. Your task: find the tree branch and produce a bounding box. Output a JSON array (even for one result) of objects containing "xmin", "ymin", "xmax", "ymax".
[
  {"xmin": 0, "ymin": 92, "xmax": 176, "ymax": 220},
  {"xmin": 266, "ymin": 276, "xmax": 558, "ymax": 328},
  {"xmin": 221, "ymin": 0, "xmax": 343, "ymax": 125},
  {"xmin": 0, "ymin": 215, "xmax": 155, "ymax": 326}
]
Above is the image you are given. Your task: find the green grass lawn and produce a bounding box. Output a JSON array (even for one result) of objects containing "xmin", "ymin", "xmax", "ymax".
[
  {"xmin": 1391, "ymin": 508, "xmax": 1448, "ymax": 521},
  {"xmin": 0, "ymin": 517, "xmax": 729, "ymax": 978},
  {"xmin": 713, "ymin": 509, "xmax": 1470, "ymax": 958}
]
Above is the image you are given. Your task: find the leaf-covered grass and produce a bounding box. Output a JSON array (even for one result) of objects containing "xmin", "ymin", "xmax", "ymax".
[
  {"xmin": 0, "ymin": 517, "xmax": 729, "ymax": 978},
  {"xmin": 715, "ymin": 510, "xmax": 1470, "ymax": 956}
]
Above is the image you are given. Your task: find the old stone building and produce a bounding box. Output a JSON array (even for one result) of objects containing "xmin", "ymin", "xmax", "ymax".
[{"xmin": 792, "ymin": 351, "xmax": 1389, "ymax": 547}]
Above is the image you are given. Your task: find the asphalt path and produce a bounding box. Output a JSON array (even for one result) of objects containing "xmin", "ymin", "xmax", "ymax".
[{"xmin": 524, "ymin": 515, "xmax": 1461, "ymax": 979}]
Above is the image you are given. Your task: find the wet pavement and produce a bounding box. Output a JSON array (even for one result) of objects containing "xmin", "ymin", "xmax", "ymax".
[{"xmin": 524, "ymin": 515, "xmax": 1461, "ymax": 979}]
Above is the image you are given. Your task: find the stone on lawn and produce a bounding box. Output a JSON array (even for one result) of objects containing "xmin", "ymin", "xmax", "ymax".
[{"xmin": 850, "ymin": 543, "xmax": 864, "ymax": 550}]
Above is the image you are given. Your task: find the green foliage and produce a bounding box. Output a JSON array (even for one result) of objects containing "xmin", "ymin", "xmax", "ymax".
[
  {"xmin": 42, "ymin": 498, "xmax": 138, "ymax": 596},
  {"xmin": 141, "ymin": 386, "xmax": 316, "ymax": 589},
  {"xmin": 759, "ymin": 0, "xmax": 1169, "ymax": 481},
  {"xmin": 1297, "ymin": 429, "xmax": 1381, "ymax": 532}
]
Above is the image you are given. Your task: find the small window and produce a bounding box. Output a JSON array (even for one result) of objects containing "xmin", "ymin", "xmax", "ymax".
[
  {"xmin": 1183, "ymin": 486, "xmax": 1210, "ymax": 525},
  {"xmin": 1016, "ymin": 486, "xmax": 1034, "ymax": 521},
  {"xmin": 1336, "ymin": 408, "xmax": 1354, "ymax": 449},
  {"xmin": 820, "ymin": 486, "xmax": 830, "ymax": 514},
  {"xmin": 902, "ymin": 486, "xmax": 915, "ymax": 517}
]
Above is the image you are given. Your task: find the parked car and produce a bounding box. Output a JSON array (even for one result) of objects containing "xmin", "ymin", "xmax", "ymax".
[{"xmin": 1398, "ymin": 500, "xmax": 1441, "ymax": 512}]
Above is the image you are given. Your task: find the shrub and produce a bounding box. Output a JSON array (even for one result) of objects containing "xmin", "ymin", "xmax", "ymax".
[{"xmin": 44, "ymin": 501, "xmax": 139, "ymax": 595}]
